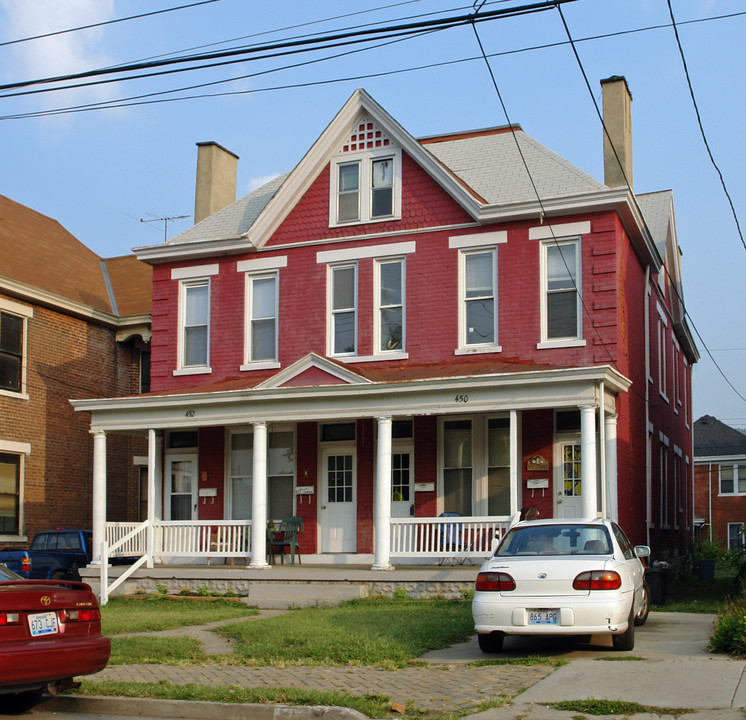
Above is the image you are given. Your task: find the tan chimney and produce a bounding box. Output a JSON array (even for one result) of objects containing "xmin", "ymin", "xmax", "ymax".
[
  {"xmin": 601, "ymin": 76, "xmax": 633, "ymax": 189},
  {"xmin": 194, "ymin": 141, "xmax": 239, "ymax": 224}
]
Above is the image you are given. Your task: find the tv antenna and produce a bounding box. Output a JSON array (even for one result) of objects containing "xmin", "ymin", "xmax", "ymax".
[{"xmin": 140, "ymin": 212, "xmax": 190, "ymax": 242}]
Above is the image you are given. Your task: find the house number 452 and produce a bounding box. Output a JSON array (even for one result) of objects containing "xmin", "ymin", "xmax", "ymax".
[{"xmin": 454, "ymin": 394, "xmax": 469, "ymax": 403}]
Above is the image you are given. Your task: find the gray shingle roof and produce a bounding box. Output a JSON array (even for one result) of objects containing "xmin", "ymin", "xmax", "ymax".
[
  {"xmin": 694, "ymin": 415, "xmax": 746, "ymax": 457},
  {"xmin": 636, "ymin": 190, "xmax": 672, "ymax": 256},
  {"xmin": 423, "ymin": 129, "xmax": 607, "ymax": 204}
]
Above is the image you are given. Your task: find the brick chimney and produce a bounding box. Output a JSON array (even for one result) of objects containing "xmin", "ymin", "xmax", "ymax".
[
  {"xmin": 194, "ymin": 141, "xmax": 239, "ymax": 224},
  {"xmin": 601, "ymin": 76, "xmax": 633, "ymax": 189}
]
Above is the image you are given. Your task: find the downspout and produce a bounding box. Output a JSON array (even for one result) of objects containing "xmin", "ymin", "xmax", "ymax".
[
  {"xmin": 708, "ymin": 462, "xmax": 713, "ymax": 542},
  {"xmin": 599, "ymin": 381, "xmax": 606, "ymax": 518},
  {"xmin": 644, "ymin": 265, "xmax": 651, "ymax": 547}
]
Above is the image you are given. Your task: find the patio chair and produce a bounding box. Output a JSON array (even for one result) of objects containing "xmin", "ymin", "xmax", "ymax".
[
  {"xmin": 269, "ymin": 516, "xmax": 304, "ymax": 564},
  {"xmin": 438, "ymin": 512, "xmax": 471, "ymax": 565}
]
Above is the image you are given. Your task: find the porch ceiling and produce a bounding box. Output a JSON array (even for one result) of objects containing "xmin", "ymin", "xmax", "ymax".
[{"xmin": 71, "ymin": 363, "xmax": 629, "ymax": 432}]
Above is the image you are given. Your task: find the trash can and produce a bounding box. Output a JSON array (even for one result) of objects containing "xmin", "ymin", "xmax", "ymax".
[
  {"xmin": 645, "ymin": 566, "xmax": 668, "ymax": 606},
  {"xmin": 697, "ymin": 558, "xmax": 716, "ymax": 582}
]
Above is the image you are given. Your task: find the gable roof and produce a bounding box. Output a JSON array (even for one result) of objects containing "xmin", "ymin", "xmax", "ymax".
[
  {"xmin": 137, "ymin": 88, "xmax": 657, "ymax": 265},
  {"xmin": 694, "ymin": 415, "xmax": 746, "ymax": 457},
  {"xmin": 0, "ymin": 194, "xmax": 151, "ymax": 323}
]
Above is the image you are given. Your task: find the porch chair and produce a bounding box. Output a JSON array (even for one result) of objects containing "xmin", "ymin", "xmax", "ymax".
[
  {"xmin": 269, "ymin": 516, "xmax": 304, "ymax": 564},
  {"xmin": 438, "ymin": 512, "xmax": 471, "ymax": 566}
]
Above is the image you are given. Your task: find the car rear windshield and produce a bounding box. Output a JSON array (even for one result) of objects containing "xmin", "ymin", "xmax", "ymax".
[{"xmin": 497, "ymin": 524, "xmax": 612, "ymax": 557}]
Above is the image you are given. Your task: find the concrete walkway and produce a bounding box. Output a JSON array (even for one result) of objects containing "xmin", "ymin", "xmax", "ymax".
[{"xmin": 56, "ymin": 611, "xmax": 746, "ymax": 720}]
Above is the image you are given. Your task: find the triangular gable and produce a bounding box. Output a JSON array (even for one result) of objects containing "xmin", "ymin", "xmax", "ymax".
[
  {"xmin": 255, "ymin": 352, "xmax": 373, "ymax": 390},
  {"xmin": 243, "ymin": 88, "xmax": 481, "ymax": 249}
]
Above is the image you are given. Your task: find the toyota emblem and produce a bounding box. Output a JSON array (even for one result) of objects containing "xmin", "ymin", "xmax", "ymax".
[{"xmin": 41, "ymin": 596, "xmax": 51, "ymax": 606}]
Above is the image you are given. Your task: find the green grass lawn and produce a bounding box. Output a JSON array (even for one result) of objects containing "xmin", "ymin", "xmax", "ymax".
[{"xmin": 662, "ymin": 571, "xmax": 741, "ymax": 613}]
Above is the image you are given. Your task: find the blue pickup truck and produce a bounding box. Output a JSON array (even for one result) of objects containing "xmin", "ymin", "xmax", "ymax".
[{"xmin": 0, "ymin": 529, "xmax": 94, "ymax": 581}]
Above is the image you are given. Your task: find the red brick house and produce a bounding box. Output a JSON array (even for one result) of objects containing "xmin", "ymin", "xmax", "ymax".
[
  {"xmin": 693, "ymin": 415, "xmax": 746, "ymax": 552},
  {"xmin": 73, "ymin": 77, "xmax": 697, "ymax": 572},
  {"xmin": 0, "ymin": 195, "xmax": 151, "ymax": 546}
]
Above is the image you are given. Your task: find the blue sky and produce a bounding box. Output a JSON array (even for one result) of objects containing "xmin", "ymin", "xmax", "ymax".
[{"xmin": 1, "ymin": 0, "xmax": 744, "ymax": 426}]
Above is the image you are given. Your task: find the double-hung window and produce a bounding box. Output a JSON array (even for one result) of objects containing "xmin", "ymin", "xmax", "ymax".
[
  {"xmin": 173, "ymin": 264, "xmax": 218, "ymax": 375},
  {"xmin": 450, "ymin": 231, "xmax": 505, "ymax": 353},
  {"xmin": 330, "ymin": 145, "xmax": 401, "ymax": 227},
  {"xmin": 330, "ymin": 264, "xmax": 357, "ymax": 356},
  {"xmin": 720, "ymin": 463, "xmax": 746, "ymax": 495},
  {"xmin": 0, "ymin": 299, "xmax": 32, "ymax": 396},
  {"xmin": 543, "ymin": 239, "xmax": 580, "ymax": 341},
  {"xmin": 0, "ymin": 452, "xmax": 20, "ymax": 536},
  {"xmin": 375, "ymin": 258, "xmax": 404, "ymax": 353}
]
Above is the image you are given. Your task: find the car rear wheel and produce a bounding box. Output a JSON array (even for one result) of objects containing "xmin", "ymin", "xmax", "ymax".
[
  {"xmin": 477, "ymin": 631, "xmax": 505, "ymax": 653},
  {"xmin": 634, "ymin": 580, "xmax": 650, "ymax": 627},
  {"xmin": 612, "ymin": 608, "xmax": 635, "ymax": 651},
  {"xmin": 4, "ymin": 690, "xmax": 44, "ymax": 714}
]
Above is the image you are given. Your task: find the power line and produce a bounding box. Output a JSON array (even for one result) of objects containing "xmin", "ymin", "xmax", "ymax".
[
  {"xmin": 0, "ymin": 0, "xmax": 578, "ymax": 95},
  {"xmin": 3, "ymin": 8, "xmax": 743, "ymax": 122},
  {"xmin": 665, "ymin": 0, "xmax": 746, "ymax": 253},
  {"xmin": 0, "ymin": 0, "xmax": 224, "ymax": 49}
]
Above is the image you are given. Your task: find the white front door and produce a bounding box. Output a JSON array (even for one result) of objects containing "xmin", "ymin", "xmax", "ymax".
[
  {"xmin": 555, "ymin": 441, "xmax": 583, "ymax": 518},
  {"xmin": 320, "ymin": 448, "xmax": 357, "ymax": 552},
  {"xmin": 166, "ymin": 454, "xmax": 198, "ymax": 520},
  {"xmin": 391, "ymin": 448, "xmax": 413, "ymax": 519}
]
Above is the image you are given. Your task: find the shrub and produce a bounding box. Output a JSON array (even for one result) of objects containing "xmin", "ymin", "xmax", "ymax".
[{"xmin": 710, "ymin": 596, "xmax": 746, "ymax": 655}]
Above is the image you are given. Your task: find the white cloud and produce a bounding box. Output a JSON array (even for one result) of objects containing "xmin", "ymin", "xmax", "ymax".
[
  {"xmin": 247, "ymin": 173, "xmax": 281, "ymax": 193},
  {"xmin": 0, "ymin": 0, "xmax": 116, "ymax": 106}
]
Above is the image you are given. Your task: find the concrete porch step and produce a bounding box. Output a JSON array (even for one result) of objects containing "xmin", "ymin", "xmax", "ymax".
[{"xmin": 246, "ymin": 581, "xmax": 369, "ymax": 609}]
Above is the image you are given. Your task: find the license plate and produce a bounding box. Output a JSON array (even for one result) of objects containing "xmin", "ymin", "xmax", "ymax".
[
  {"xmin": 528, "ymin": 609, "xmax": 559, "ymax": 625},
  {"xmin": 28, "ymin": 611, "xmax": 59, "ymax": 637}
]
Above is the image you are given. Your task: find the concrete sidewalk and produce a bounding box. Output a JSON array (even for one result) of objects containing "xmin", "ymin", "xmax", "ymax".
[{"xmin": 54, "ymin": 611, "xmax": 746, "ymax": 720}]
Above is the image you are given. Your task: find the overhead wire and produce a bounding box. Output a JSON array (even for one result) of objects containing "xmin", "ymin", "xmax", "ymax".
[
  {"xmin": 552, "ymin": 3, "xmax": 746, "ymax": 407},
  {"xmin": 665, "ymin": 0, "xmax": 746, "ymax": 253},
  {"xmin": 1, "ymin": 8, "xmax": 743, "ymax": 121}
]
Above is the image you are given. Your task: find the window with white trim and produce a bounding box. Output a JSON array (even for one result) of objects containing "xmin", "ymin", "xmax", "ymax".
[
  {"xmin": 461, "ymin": 249, "xmax": 497, "ymax": 348},
  {"xmin": 720, "ymin": 463, "xmax": 746, "ymax": 495},
  {"xmin": 443, "ymin": 419, "xmax": 472, "ymax": 516},
  {"xmin": 247, "ymin": 272, "xmax": 278, "ymax": 364},
  {"xmin": 178, "ymin": 279, "xmax": 210, "ymax": 371},
  {"xmin": 657, "ymin": 306, "xmax": 668, "ymax": 401},
  {"xmin": 329, "ymin": 121, "xmax": 401, "ymax": 227},
  {"xmin": 329, "ymin": 263, "xmax": 357, "ymax": 356},
  {"xmin": 0, "ymin": 299, "xmax": 32, "ymax": 396},
  {"xmin": 0, "ymin": 452, "xmax": 20, "ymax": 536},
  {"xmin": 228, "ymin": 429, "xmax": 295, "ymax": 521},
  {"xmin": 728, "ymin": 522, "xmax": 745, "ymax": 553},
  {"xmin": 375, "ymin": 257, "xmax": 404, "ymax": 353},
  {"xmin": 541, "ymin": 238, "xmax": 581, "ymax": 342}
]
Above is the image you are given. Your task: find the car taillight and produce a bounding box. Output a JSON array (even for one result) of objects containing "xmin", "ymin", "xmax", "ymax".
[
  {"xmin": 475, "ymin": 571, "xmax": 516, "ymax": 592},
  {"xmin": 21, "ymin": 556, "xmax": 31, "ymax": 574},
  {"xmin": 0, "ymin": 613, "xmax": 20, "ymax": 625},
  {"xmin": 60, "ymin": 608, "xmax": 101, "ymax": 622},
  {"xmin": 573, "ymin": 570, "xmax": 622, "ymax": 590}
]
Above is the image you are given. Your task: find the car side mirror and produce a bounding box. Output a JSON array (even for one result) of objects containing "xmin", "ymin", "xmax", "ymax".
[{"xmin": 634, "ymin": 545, "xmax": 651, "ymax": 558}]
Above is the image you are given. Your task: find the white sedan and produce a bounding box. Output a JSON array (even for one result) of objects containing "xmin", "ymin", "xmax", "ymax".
[{"xmin": 472, "ymin": 518, "xmax": 650, "ymax": 652}]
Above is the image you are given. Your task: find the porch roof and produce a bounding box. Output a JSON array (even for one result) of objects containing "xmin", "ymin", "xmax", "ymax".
[{"xmin": 71, "ymin": 358, "xmax": 630, "ymax": 433}]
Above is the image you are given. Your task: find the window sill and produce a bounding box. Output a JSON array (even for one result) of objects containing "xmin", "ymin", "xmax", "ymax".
[
  {"xmin": 455, "ymin": 345, "xmax": 502, "ymax": 356},
  {"xmin": 536, "ymin": 339, "xmax": 586, "ymax": 350},
  {"xmin": 173, "ymin": 367, "xmax": 212, "ymax": 377},
  {"xmin": 0, "ymin": 388, "xmax": 29, "ymax": 400},
  {"xmin": 330, "ymin": 215, "xmax": 401, "ymax": 229},
  {"xmin": 0, "ymin": 535, "xmax": 27, "ymax": 543},
  {"xmin": 660, "ymin": 393, "xmax": 670, "ymax": 404},
  {"xmin": 240, "ymin": 361, "xmax": 281, "ymax": 372},
  {"xmin": 336, "ymin": 352, "xmax": 409, "ymax": 363}
]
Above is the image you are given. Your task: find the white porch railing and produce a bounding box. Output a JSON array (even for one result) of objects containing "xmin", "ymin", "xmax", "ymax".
[{"xmin": 390, "ymin": 516, "xmax": 509, "ymax": 561}]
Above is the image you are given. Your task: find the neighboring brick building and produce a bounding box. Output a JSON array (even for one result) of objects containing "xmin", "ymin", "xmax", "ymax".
[
  {"xmin": 693, "ymin": 415, "xmax": 746, "ymax": 552},
  {"xmin": 0, "ymin": 195, "xmax": 151, "ymax": 545},
  {"xmin": 74, "ymin": 78, "xmax": 697, "ymax": 569}
]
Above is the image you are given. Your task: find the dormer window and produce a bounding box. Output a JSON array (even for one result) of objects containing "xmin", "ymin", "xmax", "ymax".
[{"xmin": 330, "ymin": 119, "xmax": 401, "ymax": 227}]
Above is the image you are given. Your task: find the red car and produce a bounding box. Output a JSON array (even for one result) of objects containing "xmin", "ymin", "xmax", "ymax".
[{"xmin": 0, "ymin": 563, "xmax": 110, "ymax": 713}]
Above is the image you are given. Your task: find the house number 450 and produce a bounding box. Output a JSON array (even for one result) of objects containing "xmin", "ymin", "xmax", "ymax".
[{"xmin": 454, "ymin": 394, "xmax": 469, "ymax": 403}]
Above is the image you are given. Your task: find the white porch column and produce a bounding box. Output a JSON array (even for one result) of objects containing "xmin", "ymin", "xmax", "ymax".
[
  {"xmin": 605, "ymin": 414, "xmax": 619, "ymax": 521},
  {"xmin": 250, "ymin": 421, "xmax": 270, "ymax": 568},
  {"xmin": 580, "ymin": 405, "xmax": 598, "ymax": 518},
  {"xmin": 91, "ymin": 430, "xmax": 107, "ymax": 566},
  {"xmin": 372, "ymin": 415, "xmax": 393, "ymax": 570},
  {"xmin": 146, "ymin": 429, "xmax": 157, "ymax": 569}
]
